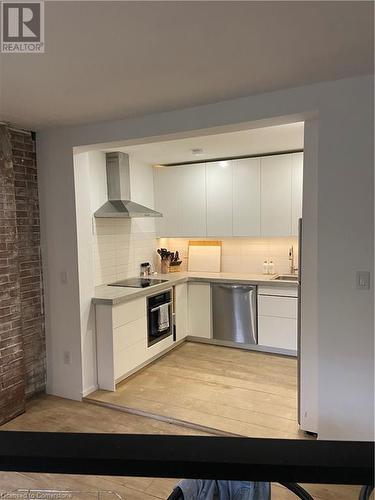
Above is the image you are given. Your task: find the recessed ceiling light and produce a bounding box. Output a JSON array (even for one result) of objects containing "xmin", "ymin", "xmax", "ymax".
[{"xmin": 191, "ymin": 148, "xmax": 204, "ymax": 156}]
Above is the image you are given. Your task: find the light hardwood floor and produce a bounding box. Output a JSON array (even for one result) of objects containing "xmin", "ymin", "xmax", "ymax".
[
  {"xmin": 0, "ymin": 394, "xmax": 364, "ymax": 499},
  {"xmin": 87, "ymin": 342, "xmax": 303, "ymax": 439}
]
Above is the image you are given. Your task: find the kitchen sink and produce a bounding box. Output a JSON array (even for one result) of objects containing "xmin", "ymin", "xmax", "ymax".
[{"xmin": 272, "ymin": 275, "xmax": 299, "ymax": 281}]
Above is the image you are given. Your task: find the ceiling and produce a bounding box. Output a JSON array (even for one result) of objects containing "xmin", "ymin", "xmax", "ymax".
[
  {"xmin": 113, "ymin": 122, "xmax": 304, "ymax": 166},
  {"xmin": 0, "ymin": 1, "xmax": 373, "ymax": 130}
]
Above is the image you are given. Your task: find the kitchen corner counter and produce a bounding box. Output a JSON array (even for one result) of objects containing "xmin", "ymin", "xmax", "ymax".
[{"xmin": 92, "ymin": 272, "xmax": 298, "ymax": 306}]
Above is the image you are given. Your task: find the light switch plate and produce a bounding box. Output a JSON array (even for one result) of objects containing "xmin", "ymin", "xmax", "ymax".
[
  {"xmin": 60, "ymin": 270, "xmax": 68, "ymax": 284},
  {"xmin": 356, "ymin": 271, "xmax": 370, "ymax": 290},
  {"xmin": 63, "ymin": 351, "xmax": 72, "ymax": 365}
]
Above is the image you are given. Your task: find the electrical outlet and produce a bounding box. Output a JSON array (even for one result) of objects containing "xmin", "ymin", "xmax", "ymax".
[
  {"xmin": 63, "ymin": 350, "xmax": 72, "ymax": 365},
  {"xmin": 60, "ymin": 270, "xmax": 68, "ymax": 284}
]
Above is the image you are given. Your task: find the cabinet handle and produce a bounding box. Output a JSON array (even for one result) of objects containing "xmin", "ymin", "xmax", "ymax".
[{"xmin": 150, "ymin": 301, "xmax": 172, "ymax": 313}]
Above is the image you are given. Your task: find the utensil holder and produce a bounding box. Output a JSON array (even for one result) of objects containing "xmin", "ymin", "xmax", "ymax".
[{"xmin": 160, "ymin": 260, "xmax": 169, "ymax": 274}]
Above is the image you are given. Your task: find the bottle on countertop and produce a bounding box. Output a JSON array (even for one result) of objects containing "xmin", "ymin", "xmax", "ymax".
[
  {"xmin": 268, "ymin": 260, "xmax": 275, "ymax": 275},
  {"xmin": 263, "ymin": 260, "xmax": 269, "ymax": 274}
]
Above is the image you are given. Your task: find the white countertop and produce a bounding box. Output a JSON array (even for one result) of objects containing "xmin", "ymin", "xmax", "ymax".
[{"xmin": 93, "ymin": 272, "xmax": 298, "ymax": 305}]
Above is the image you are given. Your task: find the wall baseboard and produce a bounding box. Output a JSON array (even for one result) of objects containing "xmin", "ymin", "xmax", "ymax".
[
  {"xmin": 81, "ymin": 384, "xmax": 99, "ymax": 398},
  {"xmin": 186, "ymin": 336, "xmax": 297, "ymax": 357}
]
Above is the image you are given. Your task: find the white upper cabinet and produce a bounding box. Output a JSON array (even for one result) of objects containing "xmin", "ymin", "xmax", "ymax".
[
  {"xmin": 233, "ymin": 158, "xmax": 261, "ymax": 236},
  {"xmin": 291, "ymin": 152, "xmax": 303, "ymax": 235},
  {"xmin": 154, "ymin": 153, "xmax": 303, "ymax": 238},
  {"xmin": 206, "ymin": 161, "xmax": 233, "ymax": 237},
  {"xmin": 260, "ymin": 154, "xmax": 292, "ymax": 237},
  {"xmin": 179, "ymin": 163, "xmax": 206, "ymax": 237},
  {"xmin": 154, "ymin": 164, "xmax": 206, "ymax": 237},
  {"xmin": 154, "ymin": 166, "xmax": 182, "ymax": 237}
]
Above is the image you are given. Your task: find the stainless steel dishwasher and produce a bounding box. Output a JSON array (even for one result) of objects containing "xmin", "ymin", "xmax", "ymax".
[{"xmin": 211, "ymin": 283, "xmax": 258, "ymax": 345}]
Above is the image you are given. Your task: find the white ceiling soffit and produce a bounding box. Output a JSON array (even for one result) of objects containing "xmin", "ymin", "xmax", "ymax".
[
  {"xmin": 0, "ymin": 1, "xmax": 373, "ymax": 130},
  {"xmin": 110, "ymin": 122, "xmax": 304, "ymax": 166}
]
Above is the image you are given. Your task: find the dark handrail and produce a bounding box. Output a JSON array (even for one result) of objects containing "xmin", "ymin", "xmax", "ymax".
[{"xmin": 0, "ymin": 432, "xmax": 373, "ymax": 486}]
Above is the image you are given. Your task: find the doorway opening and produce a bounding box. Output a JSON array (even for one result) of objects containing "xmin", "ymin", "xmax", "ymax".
[{"xmin": 74, "ymin": 120, "xmax": 313, "ymax": 440}]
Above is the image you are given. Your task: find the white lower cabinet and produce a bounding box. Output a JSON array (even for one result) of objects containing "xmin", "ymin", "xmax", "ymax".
[
  {"xmin": 188, "ymin": 283, "xmax": 212, "ymax": 339},
  {"xmin": 113, "ymin": 316, "xmax": 147, "ymax": 379},
  {"xmin": 257, "ymin": 287, "xmax": 298, "ymax": 352},
  {"xmin": 258, "ymin": 316, "xmax": 297, "ymax": 351},
  {"xmin": 96, "ymin": 295, "xmax": 176, "ymax": 391},
  {"xmin": 175, "ymin": 283, "xmax": 188, "ymax": 341}
]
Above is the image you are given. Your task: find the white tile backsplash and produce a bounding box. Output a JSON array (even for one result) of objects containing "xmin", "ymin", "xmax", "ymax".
[
  {"xmin": 159, "ymin": 237, "xmax": 298, "ymax": 275},
  {"xmin": 93, "ymin": 220, "xmax": 298, "ymax": 285},
  {"xmin": 93, "ymin": 218, "xmax": 158, "ymax": 286}
]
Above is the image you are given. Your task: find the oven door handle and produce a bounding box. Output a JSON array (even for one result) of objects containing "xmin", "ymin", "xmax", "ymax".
[{"xmin": 150, "ymin": 301, "xmax": 172, "ymax": 313}]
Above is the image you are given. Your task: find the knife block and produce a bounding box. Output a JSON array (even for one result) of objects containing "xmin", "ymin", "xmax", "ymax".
[{"xmin": 168, "ymin": 261, "xmax": 182, "ymax": 273}]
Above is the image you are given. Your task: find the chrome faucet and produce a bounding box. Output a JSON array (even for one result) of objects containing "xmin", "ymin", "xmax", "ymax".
[{"xmin": 289, "ymin": 246, "xmax": 298, "ymax": 275}]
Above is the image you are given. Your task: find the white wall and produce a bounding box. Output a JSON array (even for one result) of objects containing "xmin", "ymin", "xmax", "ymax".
[
  {"xmin": 37, "ymin": 75, "xmax": 374, "ymax": 440},
  {"xmin": 73, "ymin": 151, "xmax": 156, "ymax": 394},
  {"xmin": 299, "ymin": 118, "xmax": 319, "ymax": 433},
  {"xmin": 316, "ymin": 82, "xmax": 374, "ymax": 440},
  {"xmin": 74, "ymin": 151, "xmax": 97, "ymax": 397}
]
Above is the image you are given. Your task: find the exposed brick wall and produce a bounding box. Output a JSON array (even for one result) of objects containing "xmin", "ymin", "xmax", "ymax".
[
  {"xmin": 0, "ymin": 128, "xmax": 25, "ymax": 424},
  {"xmin": 11, "ymin": 130, "xmax": 45, "ymax": 398},
  {"xmin": 0, "ymin": 126, "xmax": 45, "ymax": 425}
]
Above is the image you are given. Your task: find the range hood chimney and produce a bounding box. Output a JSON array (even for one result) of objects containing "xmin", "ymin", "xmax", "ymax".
[{"xmin": 94, "ymin": 152, "xmax": 162, "ymax": 218}]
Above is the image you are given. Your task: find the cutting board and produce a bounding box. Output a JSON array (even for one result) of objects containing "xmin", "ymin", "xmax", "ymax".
[{"xmin": 188, "ymin": 241, "xmax": 222, "ymax": 273}]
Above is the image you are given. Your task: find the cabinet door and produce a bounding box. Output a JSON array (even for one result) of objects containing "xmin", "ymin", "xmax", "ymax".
[
  {"xmin": 291, "ymin": 153, "xmax": 303, "ymax": 235},
  {"xmin": 257, "ymin": 294, "xmax": 297, "ymax": 351},
  {"xmin": 175, "ymin": 283, "xmax": 188, "ymax": 341},
  {"xmin": 180, "ymin": 163, "xmax": 206, "ymax": 237},
  {"xmin": 206, "ymin": 161, "xmax": 233, "ymax": 236},
  {"xmin": 261, "ymin": 154, "xmax": 292, "ymax": 236},
  {"xmin": 153, "ymin": 166, "xmax": 182, "ymax": 237},
  {"xmin": 114, "ymin": 317, "xmax": 147, "ymax": 379},
  {"xmin": 258, "ymin": 295, "xmax": 297, "ymax": 319},
  {"xmin": 154, "ymin": 164, "xmax": 206, "ymax": 237},
  {"xmin": 188, "ymin": 283, "xmax": 211, "ymax": 338},
  {"xmin": 233, "ymin": 158, "xmax": 261, "ymax": 236},
  {"xmin": 258, "ymin": 316, "xmax": 297, "ymax": 351}
]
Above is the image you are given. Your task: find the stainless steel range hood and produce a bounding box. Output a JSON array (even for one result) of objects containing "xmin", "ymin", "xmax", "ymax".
[{"xmin": 94, "ymin": 152, "xmax": 162, "ymax": 218}]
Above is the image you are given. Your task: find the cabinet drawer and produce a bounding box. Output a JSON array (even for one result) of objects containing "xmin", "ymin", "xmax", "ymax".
[
  {"xmin": 114, "ymin": 340, "xmax": 145, "ymax": 379},
  {"xmin": 258, "ymin": 286, "xmax": 298, "ymax": 297},
  {"xmin": 113, "ymin": 316, "xmax": 147, "ymax": 351},
  {"xmin": 258, "ymin": 316, "xmax": 297, "ymax": 350},
  {"xmin": 113, "ymin": 297, "xmax": 146, "ymax": 328},
  {"xmin": 258, "ymin": 295, "xmax": 297, "ymax": 319}
]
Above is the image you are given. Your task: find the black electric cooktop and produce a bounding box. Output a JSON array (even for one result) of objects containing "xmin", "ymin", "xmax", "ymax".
[{"xmin": 108, "ymin": 278, "xmax": 169, "ymax": 288}]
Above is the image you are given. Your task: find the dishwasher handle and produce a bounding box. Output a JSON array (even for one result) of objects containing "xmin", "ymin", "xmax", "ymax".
[{"xmin": 216, "ymin": 284, "xmax": 256, "ymax": 291}]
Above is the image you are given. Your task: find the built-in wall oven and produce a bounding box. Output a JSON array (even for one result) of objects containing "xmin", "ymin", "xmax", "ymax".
[{"xmin": 147, "ymin": 289, "xmax": 174, "ymax": 347}]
